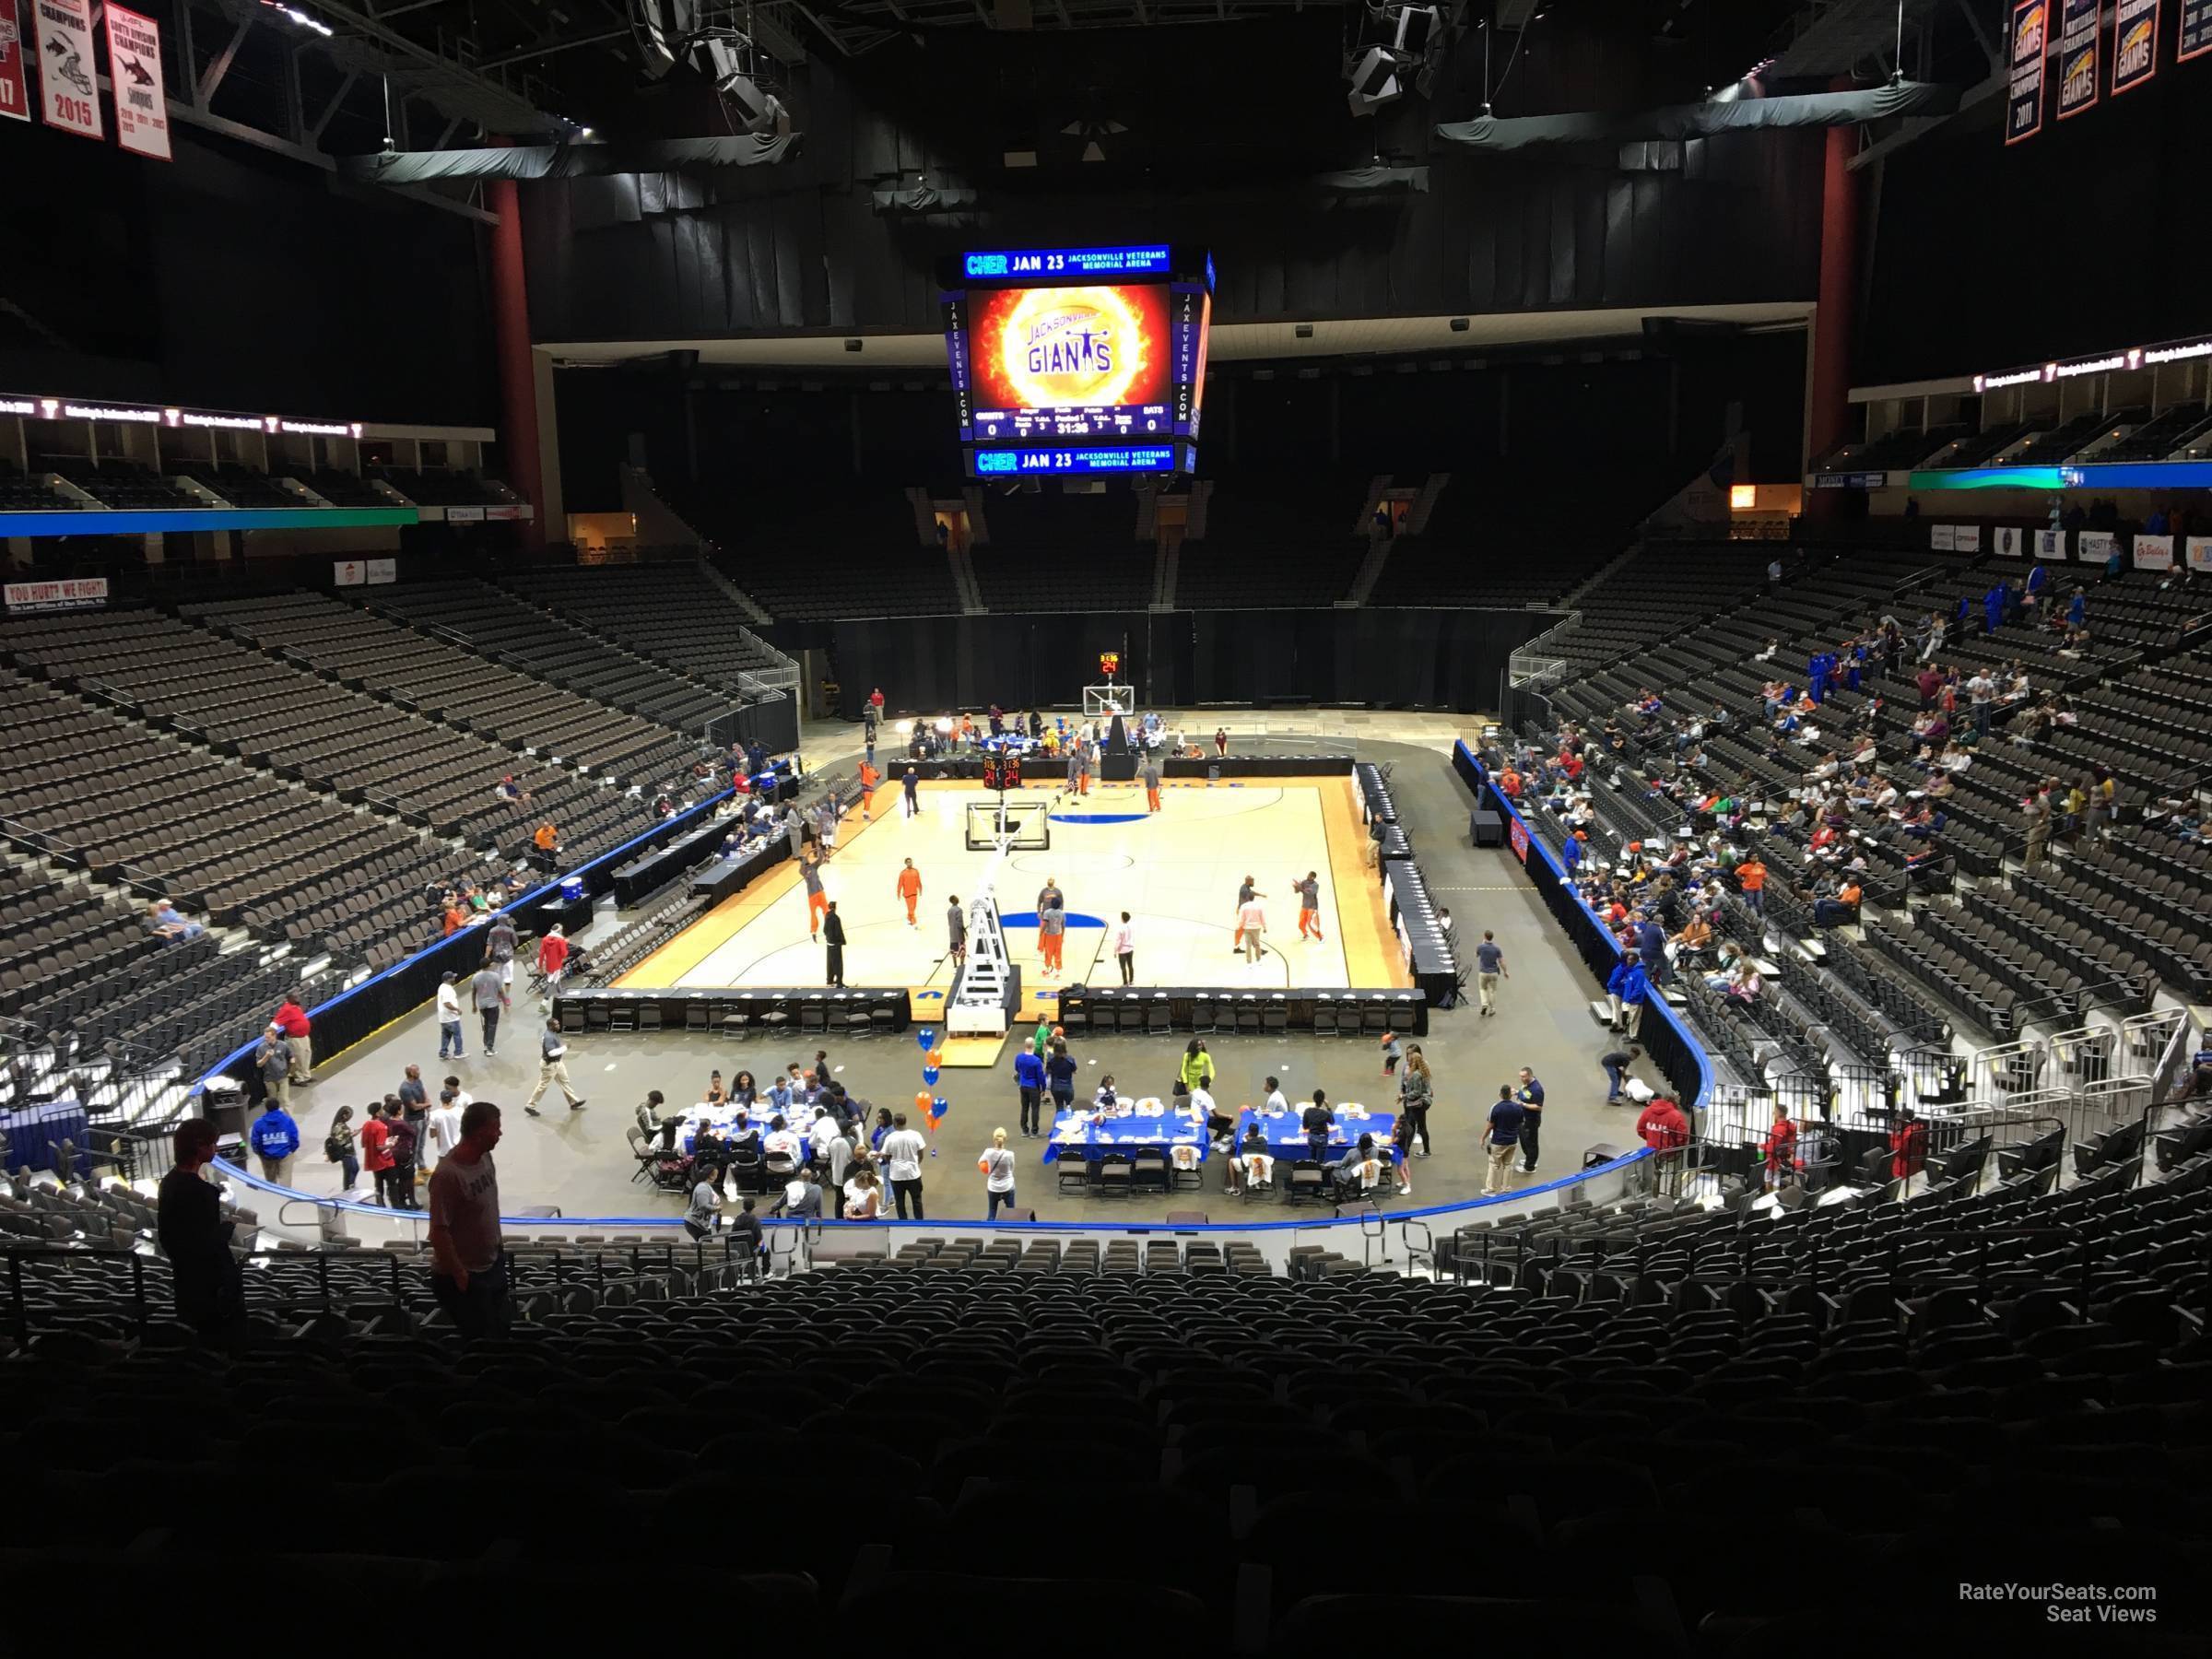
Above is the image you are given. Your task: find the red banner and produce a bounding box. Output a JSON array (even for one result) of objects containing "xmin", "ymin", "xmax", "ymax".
[
  {"xmin": 0, "ymin": 0, "xmax": 30, "ymax": 123},
  {"xmin": 103, "ymin": 2, "xmax": 169, "ymax": 159},
  {"xmin": 29, "ymin": 0, "xmax": 100, "ymax": 137},
  {"xmin": 1508, "ymin": 818, "xmax": 1529, "ymax": 865}
]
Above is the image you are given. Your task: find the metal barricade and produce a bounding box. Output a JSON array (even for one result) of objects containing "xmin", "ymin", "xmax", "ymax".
[
  {"xmin": 1971, "ymin": 1039, "xmax": 2049, "ymax": 1100},
  {"xmin": 2047, "ymin": 1023, "xmax": 2119, "ymax": 1088}
]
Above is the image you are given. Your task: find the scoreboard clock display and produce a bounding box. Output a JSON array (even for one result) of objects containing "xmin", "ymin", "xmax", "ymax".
[{"xmin": 942, "ymin": 244, "xmax": 1212, "ymax": 476}]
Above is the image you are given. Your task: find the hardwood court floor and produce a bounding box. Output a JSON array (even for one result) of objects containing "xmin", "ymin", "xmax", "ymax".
[{"xmin": 617, "ymin": 776, "xmax": 1407, "ymax": 1015}]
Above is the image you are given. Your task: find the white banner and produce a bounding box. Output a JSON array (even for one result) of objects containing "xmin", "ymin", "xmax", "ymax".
[
  {"xmin": 2133, "ymin": 534, "xmax": 2176, "ymax": 571},
  {"xmin": 1993, "ymin": 526, "xmax": 2023, "ymax": 557},
  {"xmin": 2078, "ymin": 529, "xmax": 2116, "ymax": 564},
  {"xmin": 333, "ymin": 559, "xmax": 366, "ymax": 587},
  {"xmin": 365, "ymin": 557, "xmax": 396, "ymax": 585},
  {"xmin": 2188, "ymin": 536, "xmax": 2212, "ymax": 572},
  {"xmin": 1953, "ymin": 524, "xmax": 1983, "ymax": 552},
  {"xmin": 30, "ymin": 0, "xmax": 100, "ymax": 138},
  {"xmin": 4, "ymin": 576, "xmax": 108, "ymax": 612},
  {"xmin": 1931, "ymin": 524, "xmax": 1957, "ymax": 551},
  {"xmin": 103, "ymin": 3, "xmax": 169, "ymax": 159},
  {"xmin": 2034, "ymin": 529, "xmax": 2065, "ymax": 560}
]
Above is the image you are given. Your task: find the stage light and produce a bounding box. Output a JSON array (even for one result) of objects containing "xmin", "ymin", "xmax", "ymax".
[
  {"xmin": 580, "ymin": 126, "xmax": 594, "ymax": 138},
  {"xmin": 900, "ymin": 721, "xmax": 914, "ymax": 737},
  {"xmin": 935, "ymin": 718, "xmax": 954, "ymax": 735}
]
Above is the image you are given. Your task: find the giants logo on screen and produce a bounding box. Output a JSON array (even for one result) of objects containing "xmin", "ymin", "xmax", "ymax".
[{"xmin": 971, "ymin": 284, "xmax": 1168, "ymax": 414}]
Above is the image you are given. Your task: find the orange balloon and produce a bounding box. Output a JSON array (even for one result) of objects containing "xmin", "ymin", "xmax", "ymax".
[{"xmin": 915, "ymin": 1091, "xmax": 933, "ymax": 1112}]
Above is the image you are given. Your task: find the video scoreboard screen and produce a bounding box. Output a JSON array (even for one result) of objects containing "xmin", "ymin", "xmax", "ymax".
[{"xmin": 941, "ymin": 243, "xmax": 1212, "ymax": 477}]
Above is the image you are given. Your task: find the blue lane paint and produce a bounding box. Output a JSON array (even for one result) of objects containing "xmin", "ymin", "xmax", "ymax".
[
  {"xmin": 999, "ymin": 912, "xmax": 1107, "ymax": 928},
  {"xmin": 1045, "ymin": 812, "xmax": 1148, "ymax": 825}
]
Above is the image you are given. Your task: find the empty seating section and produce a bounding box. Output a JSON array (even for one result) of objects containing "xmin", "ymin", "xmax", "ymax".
[
  {"xmin": 6, "ymin": 1144, "xmax": 2212, "ymax": 1648},
  {"xmin": 1370, "ymin": 465, "xmax": 1675, "ymax": 608},
  {"xmin": 168, "ymin": 464, "xmax": 299, "ymax": 509},
  {"xmin": 1172, "ymin": 473, "xmax": 1366, "ymax": 608},
  {"xmin": 373, "ymin": 468, "xmax": 520, "ymax": 507},
  {"xmin": 1921, "ymin": 421, "xmax": 2031, "ymax": 468},
  {"xmin": 1998, "ymin": 408, "xmax": 2137, "ymax": 467},
  {"xmin": 361, "ymin": 580, "xmax": 724, "ymax": 732},
  {"xmin": 973, "ymin": 489, "xmax": 1151, "ymax": 611},
  {"xmin": 0, "ymin": 460, "xmax": 70, "ymax": 511},
  {"xmin": 1549, "ymin": 544, "xmax": 1775, "ymax": 668},
  {"xmin": 181, "ymin": 592, "xmax": 699, "ymax": 784},
  {"xmin": 0, "ymin": 609, "xmax": 628, "ymax": 860},
  {"xmin": 300, "ymin": 469, "xmax": 393, "ymax": 507},
  {"xmin": 2088, "ymin": 403, "xmax": 2206, "ymax": 462},
  {"xmin": 44, "ymin": 462, "xmax": 195, "ymax": 509},
  {"xmin": 677, "ymin": 486, "xmax": 959, "ymax": 619},
  {"xmin": 1816, "ymin": 424, "xmax": 1968, "ymax": 472},
  {"xmin": 502, "ymin": 565, "xmax": 796, "ymax": 688}
]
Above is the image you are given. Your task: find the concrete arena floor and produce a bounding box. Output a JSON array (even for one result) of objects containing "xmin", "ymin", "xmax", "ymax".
[{"xmin": 285, "ymin": 723, "xmax": 1669, "ymax": 1227}]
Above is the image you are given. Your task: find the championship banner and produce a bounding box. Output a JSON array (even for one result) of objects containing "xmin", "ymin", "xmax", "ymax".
[
  {"xmin": 2183, "ymin": 0, "xmax": 2212, "ymax": 59},
  {"xmin": 2078, "ymin": 529, "xmax": 2116, "ymax": 564},
  {"xmin": 2034, "ymin": 529, "xmax": 2065, "ymax": 559},
  {"xmin": 102, "ymin": 3, "xmax": 169, "ymax": 159},
  {"xmin": 2008, "ymin": 0, "xmax": 2048, "ymax": 143},
  {"xmin": 1932, "ymin": 524, "xmax": 1957, "ymax": 551},
  {"xmin": 1994, "ymin": 526, "xmax": 2024, "ymax": 558},
  {"xmin": 31, "ymin": 0, "xmax": 101, "ymax": 137},
  {"xmin": 0, "ymin": 0, "xmax": 31, "ymax": 123},
  {"xmin": 2056, "ymin": 0, "xmax": 2100, "ymax": 117},
  {"xmin": 2112, "ymin": 0, "xmax": 2159, "ymax": 90},
  {"xmin": 2187, "ymin": 536, "xmax": 2212, "ymax": 571},
  {"xmin": 1953, "ymin": 524, "xmax": 1983, "ymax": 552},
  {"xmin": 2133, "ymin": 534, "xmax": 2175, "ymax": 571}
]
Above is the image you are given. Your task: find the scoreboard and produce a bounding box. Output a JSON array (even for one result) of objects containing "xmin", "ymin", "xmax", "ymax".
[{"xmin": 940, "ymin": 243, "xmax": 1213, "ymax": 478}]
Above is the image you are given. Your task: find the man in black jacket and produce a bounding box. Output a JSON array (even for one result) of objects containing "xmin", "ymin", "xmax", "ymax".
[
  {"xmin": 822, "ymin": 900, "xmax": 847, "ymax": 987},
  {"xmin": 157, "ymin": 1120, "xmax": 244, "ymax": 1339}
]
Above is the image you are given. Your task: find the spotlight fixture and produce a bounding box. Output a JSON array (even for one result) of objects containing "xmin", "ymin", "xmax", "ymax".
[{"xmin": 1345, "ymin": 3, "xmax": 1441, "ymax": 116}]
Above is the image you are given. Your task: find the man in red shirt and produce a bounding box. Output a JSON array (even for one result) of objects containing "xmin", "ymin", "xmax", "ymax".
[
  {"xmin": 360, "ymin": 1100, "xmax": 398, "ymax": 1207},
  {"xmin": 1761, "ymin": 1102, "xmax": 1798, "ymax": 1191},
  {"xmin": 536, "ymin": 925, "xmax": 571, "ymax": 993},
  {"xmin": 272, "ymin": 994, "xmax": 314, "ymax": 1084},
  {"xmin": 869, "ymin": 687, "xmax": 886, "ymax": 717},
  {"xmin": 1636, "ymin": 1096, "xmax": 1689, "ymax": 1152},
  {"xmin": 1889, "ymin": 1109, "xmax": 1928, "ymax": 1181}
]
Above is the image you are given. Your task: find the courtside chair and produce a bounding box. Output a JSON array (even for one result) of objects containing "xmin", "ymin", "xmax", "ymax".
[
  {"xmin": 1387, "ymin": 994, "xmax": 1418, "ymax": 1033},
  {"xmin": 1147, "ymin": 993, "xmax": 1172, "ymax": 1036},
  {"xmin": 1191, "ymin": 995, "xmax": 1218, "ymax": 1034},
  {"xmin": 1312, "ymin": 994, "xmax": 1338, "ymax": 1036},
  {"xmin": 559, "ymin": 1006, "xmax": 587, "ymax": 1034},
  {"xmin": 685, "ymin": 1003, "xmax": 710, "ymax": 1032},
  {"xmin": 1264, "ymin": 994, "xmax": 1288, "ymax": 1037},
  {"xmin": 1059, "ymin": 993, "xmax": 1089, "ymax": 1035},
  {"xmin": 609, "ymin": 1001, "xmax": 636, "ymax": 1032},
  {"xmin": 800, "ymin": 994, "xmax": 829, "ymax": 1034},
  {"xmin": 1235, "ymin": 995, "xmax": 1262, "ymax": 1036},
  {"xmin": 1360, "ymin": 996, "xmax": 1389, "ymax": 1035},
  {"xmin": 1118, "ymin": 997, "xmax": 1146, "ymax": 1035}
]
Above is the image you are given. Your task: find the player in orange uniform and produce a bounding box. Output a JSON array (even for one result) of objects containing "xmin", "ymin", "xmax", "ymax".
[
  {"xmin": 859, "ymin": 759, "xmax": 879, "ymax": 819},
  {"xmin": 896, "ymin": 857, "xmax": 923, "ymax": 927}
]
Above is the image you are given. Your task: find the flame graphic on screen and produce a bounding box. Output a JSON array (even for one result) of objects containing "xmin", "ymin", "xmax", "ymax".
[{"xmin": 993, "ymin": 287, "xmax": 1152, "ymax": 409}]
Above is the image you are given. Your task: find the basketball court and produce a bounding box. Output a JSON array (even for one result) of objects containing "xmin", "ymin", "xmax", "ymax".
[{"xmin": 614, "ymin": 774, "xmax": 1407, "ymax": 1020}]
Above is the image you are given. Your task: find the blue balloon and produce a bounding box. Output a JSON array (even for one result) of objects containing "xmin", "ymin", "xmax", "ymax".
[
  {"xmin": 917, "ymin": 1026, "xmax": 937, "ymax": 1052},
  {"xmin": 922, "ymin": 1065, "xmax": 940, "ymax": 1088}
]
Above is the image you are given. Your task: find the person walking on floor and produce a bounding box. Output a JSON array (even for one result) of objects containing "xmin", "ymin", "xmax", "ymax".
[
  {"xmin": 249, "ymin": 1099, "xmax": 300, "ymax": 1184},
  {"xmin": 1296, "ymin": 872, "xmax": 1324, "ymax": 942},
  {"xmin": 1397, "ymin": 1046, "xmax": 1433, "ymax": 1158},
  {"xmin": 1231, "ymin": 877, "xmax": 1264, "ymax": 955},
  {"xmin": 859, "ymin": 759, "xmax": 879, "ymax": 820},
  {"xmin": 1142, "ymin": 753, "xmax": 1162, "ymax": 813},
  {"xmin": 802, "ymin": 846, "xmax": 829, "ymax": 941},
  {"xmin": 535, "ymin": 925, "xmax": 571, "ymax": 999},
  {"xmin": 1474, "ymin": 931, "xmax": 1508, "ymax": 1016},
  {"xmin": 255, "ymin": 1024, "xmax": 292, "ymax": 1111},
  {"xmin": 1013, "ymin": 1041, "xmax": 1046, "ymax": 1138},
  {"xmin": 157, "ymin": 1120, "xmax": 244, "ymax": 1341},
  {"xmin": 823, "ymin": 900, "xmax": 848, "ymax": 987},
  {"xmin": 1179, "ymin": 1039, "xmax": 1215, "ymax": 1098},
  {"xmin": 947, "ymin": 895, "xmax": 967, "ymax": 971},
  {"xmin": 980, "ymin": 1128, "xmax": 1018, "ymax": 1220},
  {"xmin": 902, "ymin": 766, "xmax": 921, "ymax": 818},
  {"xmin": 1515, "ymin": 1066, "xmax": 1546, "ymax": 1173},
  {"xmin": 1113, "ymin": 912, "xmax": 1135, "ymax": 985},
  {"xmin": 1484, "ymin": 1086, "xmax": 1526, "ymax": 1194},
  {"xmin": 1607, "ymin": 952, "xmax": 1650, "ymax": 1039},
  {"xmin": 384, "ymin": 1099, "xmax": 421, "ymax": 1211},
  {"xmin": 880, "ymin": 1112, "xmax": 928, "ymax": 1219},
  {"xmin": 1046, "ymin": 1040, "xmax": 1078, "ymax": 1119},
  {"xmin": 324, "ymin": 1105, "xmax": 359, "ymax": 1195},
  {"xmin": 361, "ymin": 1100, "xmax": 398, "ymax": 1207},
  {"xmin": 897, "ymin": 858, "xmax": 923, "ymax": 928},
  {"xmin": 272, "ymin": 991, "xmax": 315, "ymax": 1084},
  {"xmin": 436, "ymin": 971, "xmax": 465, "ymax": 1058},
  {"xmin": 471, "ymin": 962, "xmax": 507, "ymax": 1055},
  {"xmin": 524, "ymin": 1018, "xmax": 588, "ymax": 1117},
  {"xmin": 1039, "ymin": 903, "xmax": 1065, "ymax": 976},
  {"xmin": 428, "ymin": 1101, "xmax": 509, "ymax": 1341},
  {"xmin": 1238, "ymin": 891, "xmax": 1267, "ymax": 964},
  {"xmin": 485, "ymin": 911, "xmax": 518, "ymax": 988}
]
